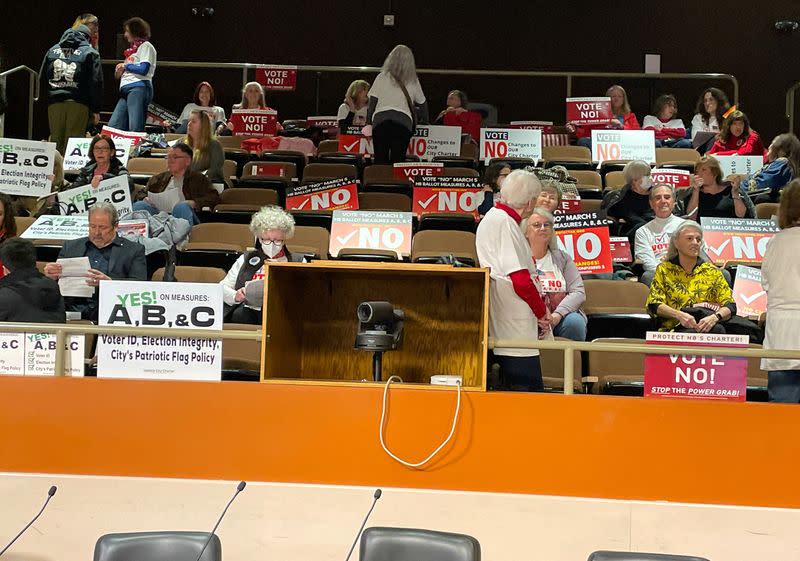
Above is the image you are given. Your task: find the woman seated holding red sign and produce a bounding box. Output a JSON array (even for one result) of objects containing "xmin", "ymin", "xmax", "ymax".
[
  {"xmin": 642, "ymin": 94, "xmax": 691, "ymax": 149},
  {"xmin": 567, "ymin": 85, "xmax": 640, "ymax": 148},
  {"xmin": 729, "ymin": 133, "xmax": 800, "ymax": 203},
  {"xmin": 337, "ymin": 79, "xmax": 370, "ymax": 134},
  {"xmin": 220, "ymin": 205, "xmax": 296, "ymax": 324},
  {"xmin": 708, "ymin": 110, "xmax": 767, "ymax": 159},
  {"xmin": 71, "ymin": 135, "xmax": 133, "ymax": 192},
  {"xmin": 646, "ymin": 220, "xmax": 736, "ymax": 333},
  {"xmin": 433, "ymin": 89, "xmax": 481, "ymax": 143},
  {"xmin": 526, "ymin": 208, "xmax": 587, "ymax": 341},
  {"xmin": 217, "ymin": 81, "xmax": 282, "ymax": 136},
  {"xmin": 185, "ymin": 110, "xmax": 230, "ymax": 188},
  {"xmin": 683, "ymin": 156, "xmax": 755, "ymax": 220}
]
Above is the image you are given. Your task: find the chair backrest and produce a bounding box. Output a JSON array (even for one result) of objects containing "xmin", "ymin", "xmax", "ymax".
[
  {"xmin": 288, "ymin": 225, "xmax": 329, "ymax": 258},
  {"xmin": 588, "ymin": 551, "xmax": 709, "ymax": 561},
  {"xmin": 655, "ymin": 147, "xmax": 701, "ymax": 165},
  {"xmin": 543, "ymin": 145, "xmax": 592, "ymax": 163},
  {"xmin": 318, "ymin": 139, "xmax": 340, "ymax": 153},
  {"xmin": 302, "ymin": 162, "xmax": 358, "ymax": 183},
  {"xmin": 581, "ymin": 199, "xmax": 603, "ymax": 213},
  {"xmin": 14, "ymin": 216, "xmax": 36, "ymax": 235},
  {"xmin": 755, "ymin": 202, "xmax": 779, "ymax": 220},
  {"xmin": 223, "ymin": 323, "xmax": 261, "ymax": 372},
  {"xmin": 223, "ymin": 159, "xmax": 238, "ymax": 180},
  {"xmin": 189, "ymin": 223, "xmax": 253, "ymax": 251},
  {"xmin": 363, "ymin": 164, "xmax": 405, "ymax": 184},
  {"xmin": 441, "ymin": 166, "xmax": 481, "ymax": 178},
  {"xmin": 460, "ymin": 143, "xmax": 479, "ymax": 160},
  {"xmin": 151, "ymin": 266, "xmax": 227, "ymax": 283},
  {"xmin": 94, "ymin": 531, "xmax": 221, "ymax": 561},
  {"xmin": 584, "ymin": 279, "xmax": 650, "ymax": 314},
  {"xmin": 127, "ymin": 157, "xmax": 168, "ymax": 175},
  {"xmin": 569, "ymin": 170, "xmax": 603, "ymax": 188},
  {"xmin": 411, "ymin": 230, "xmax": 478, "ymax": 265},
  {"xmin": 358, "ymin": 192, "xmax": 412, "ymax": 212},
  {"xmin": 360, "ymin": 527, "xmax": 480, "ymax": 561},
  {"xmin": 241, "ymin": 161, "xmax": 297, "ymax": 180},
  {"xmin": 219, "ymin": 188, "xmax": 278, "ymax": 206},
  {"xmin": 216, "ymin": 136, "xmax": 243, "ymax": 151},
  {"xmin": 586, "ymin": 338, "xmax": 646, "ymax": 390},
  {"xmin": 604, "ymin": 170, "xmax": 626, "ymax": 190}
]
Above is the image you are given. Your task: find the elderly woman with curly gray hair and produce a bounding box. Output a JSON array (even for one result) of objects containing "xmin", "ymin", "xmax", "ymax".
[{"xmin": 220, "ymin": 205, "xmax": 296, "ymax": 324}]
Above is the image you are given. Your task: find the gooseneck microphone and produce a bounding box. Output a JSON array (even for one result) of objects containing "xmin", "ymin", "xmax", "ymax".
[
  {"xmin": 344, "ymin": 489, "xmax": 382, "ymax": 561},
  {"xmin": 193, "ymin": 481, "xmax": 246, "ymax": 561},
  {"xmin": 0, "ymin": 485, "xmax": 58, "ymax": 557}
]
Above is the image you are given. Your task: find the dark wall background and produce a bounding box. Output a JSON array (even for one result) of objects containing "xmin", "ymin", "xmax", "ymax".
[{"xmin": 2, "ymin": 1, "xmax": 799, "ymax": 142}]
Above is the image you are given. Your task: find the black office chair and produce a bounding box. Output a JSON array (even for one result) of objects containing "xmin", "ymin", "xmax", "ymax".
[
  {"xmin": 588, "ymin": 552, "xmax": 710, "ymax": 561},
  {"xmin": 360, "ymin": 527, "xmax": 480, "ymax": 561},
  {"xmin": 94, "ymin": 531, "xmax": 221, "ymax": 561}
]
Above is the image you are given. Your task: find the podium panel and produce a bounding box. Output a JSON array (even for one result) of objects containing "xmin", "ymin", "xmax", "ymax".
[{"xmin": 261, "ymin": 261, "xmax": 489, "ymax": 389}]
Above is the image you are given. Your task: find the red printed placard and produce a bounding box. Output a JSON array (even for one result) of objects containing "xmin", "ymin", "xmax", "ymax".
[
  {"xmin": 286, "ymin": 178, "xmax": 358, "ymax": 212},
  {"xmin": 411, "ymin": 176, "xmax": 482, "ymax": 216},
  {"xmin": 229, "ymin": 109, "xmax": 278, "ymax": 137},
  {"xmin": 101, "ymin": 125, "xmax": 147, "ymax": 147},
  {"xmin": 557, "ymin": 191, "xmax": 581, "ymax": 214},
  {"xmin": 307, "ymin": 116, "xmax": 338, "ymax": 129},
  {"xmin": 252, "ymin": 163, "xmax": 287, "ymax": 178},
  {"xmin": 732, "ymin": 265, "xmax": 767, "ymax": 319},
  {"xmin": 700, "ymin": 217, "xmax": 778, "ymax": 265},
  {"xmin": 338, "ymin": 134, "xmax": 373, "ymax": 155},
  {"xmin": 651, "ymin": 168, "xmax": 691, "ymax": 189},
  {"xmin": 644, "ymin": 331, "xmax": 748, "ymax": 401},
  {"xmin": 554, "ymin": 211, "xmax": 613, "ymax": 274},
  {"xmin": 510, "ymin": 121, "xmax": 554, "ymax": 133},
  {"xmin": 329, "ymin": 210, "xmax": 413, "ymax": 258},
  {"xmin": 255, "ymin": 65, "xmax": 297, "ymax": 91},
  {"xmin": 566, "ymin": 97, "xmax": 612, "ymax": 125},
  {"xmin": 609, "ymin": 236, "xmax": 633, "ymax": 263},
  {"xmin": 393, "ymin": 162, "xmax": 444, "ymax": 181}
]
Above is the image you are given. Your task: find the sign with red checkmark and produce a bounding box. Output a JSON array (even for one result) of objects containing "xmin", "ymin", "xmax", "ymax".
[
  {"xmin": 329, "ymin": 210, "xmax": 413, "ymax": 258},
  {"xmin": 700, "ymin": 217, "xmax": 778, "ymax": 265},
  {"xmin": 732, "ymin": 265, "xmax": 767, "ymax": 318},
  {"xmin": 411, "ymin": 176, "xmax": 482, "ymax": 217},
  {"xmin": 286, "ymin": 178, "xmax": 358, "ymax": 212}
]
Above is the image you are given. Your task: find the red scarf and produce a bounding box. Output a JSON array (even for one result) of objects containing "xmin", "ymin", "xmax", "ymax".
[{"xmin": 124, "ymin": 39, "xmax": 145, "ymax": 59}]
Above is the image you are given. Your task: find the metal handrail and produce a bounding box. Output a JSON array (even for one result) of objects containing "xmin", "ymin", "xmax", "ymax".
[
  {"xmin": 0, "ymin": 65, "xmax": 39, "ymax": 140},
  {"xmin": 786, "ymin": 81, "xmax": 800, "ymax": 134},
  {"xmin": 0, "ymin": 321, "xmax": 261, "ymax": 377},
  {"xmin": 101, "ymin": 59, "xmax": 738, "ymax": 116},
  {"xmin": 490, "ymin": 337, "xmax": 800, "ymax": 395}
]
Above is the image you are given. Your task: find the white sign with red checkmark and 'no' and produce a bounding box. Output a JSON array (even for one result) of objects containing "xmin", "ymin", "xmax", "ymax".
[
  {"xmin": 411, "ymin": 176, "xmax": 482, "ymax": 217},
  {"xmin": 700, "ymin": 217, "xmax": 778, "ymax": 266},
  {"xmin": 329, "ymin": 210, "xmax": 413, "ymax": 258}
]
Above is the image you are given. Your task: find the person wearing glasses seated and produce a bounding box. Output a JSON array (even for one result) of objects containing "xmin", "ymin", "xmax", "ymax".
[
  {"xmin": 70, "ymin": 135, "xmax": 133, "ymax": 192},
  {"xmin": 133, "ymin": 142, "xmax": 220, "ymax": 225},
  {"xmin": 525, "ymin": 207, "xmax": 587, "ymax": 341},
  {"xmin": 220, "ymin": 206, "xmax": 297, "ymax": 324}
]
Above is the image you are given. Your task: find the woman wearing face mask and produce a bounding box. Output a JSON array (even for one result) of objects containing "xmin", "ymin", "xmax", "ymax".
[
  {"xmin": 477, "ymin": 162, "xmax": 511, "ymax": 216},
  {"xmin": 220, "ymin": 206, "xmax": 296, "ymax": 325},
  {"xmin": 601, "ymin": 160, "xmax": 655, "ymax": 239}
]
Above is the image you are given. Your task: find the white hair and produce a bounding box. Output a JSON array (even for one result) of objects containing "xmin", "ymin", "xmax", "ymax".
[
  {"xmin": 88, "ymin": 202, "xmax": 119, "ymax": 227},
  {"xmin": 649, "ymin": 183, "xmax": 675, "ymax": 200},
  {"xmin": 665, "ymin": 220, "xmax": 703, "ymax": 260},
  {"xmin": 527, "ymin": 207, "xmax": 559, "ymax": 251},
  {"xmin": 382, "ymin": 44, "xmax": 418, "ymax": 85},
  {"xmin": 249, "ymin": 205, "xmax": 295, "ymax": 238},
  {"xmin": 499, "ymin": 169, "xmax": 541, "ymax": 209},
  {"xmin": 623, "ymin": 160, "xmax": 651, "ymax": 184}
]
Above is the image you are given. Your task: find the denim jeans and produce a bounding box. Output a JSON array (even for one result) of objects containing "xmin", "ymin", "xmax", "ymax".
[
  {"xmin": 108, "ymin": 82, "xmax": 153, "ymax": 132},
  {"xmin": 768, "ymin": 370, "xmax": 800, "ymax": 403},
  {"xmin": 553, "ymin": 311, "xmax": 587, "ymax": 341},
  {"xmin": 133, "ymin": 200, "xmax": 198, "ymax": 225}
]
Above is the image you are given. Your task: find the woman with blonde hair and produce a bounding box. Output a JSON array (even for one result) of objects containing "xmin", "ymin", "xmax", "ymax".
[
  {"xmin": 186, "ymin": 109, "xmax": 229, "ymax": 188},
  {"xmin": 365, "ymin": 44, "xmax": 429, "ymax": 164},
  {"xmin": 568, "ymin": 84, "xmax": 640, "ymax": 148},
  {"xmin": 218, "ymin": 81, "xmax": 282, "ymax": 135},
  {"xmin": 338, "ymin": 79, "xmax": 370, "ymax": 133},
  {"xmin": 72, "ymin": 13, "xmax": 99, "ymax": 47}
]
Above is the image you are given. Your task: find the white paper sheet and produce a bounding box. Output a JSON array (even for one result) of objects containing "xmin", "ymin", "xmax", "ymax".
[
  {"xmin": 148, "ymin": 186, "xmax": 184, "ymax": 213},
  {"xmin": 57, "ymin": 256, "xmax": 94, "ymax": 297}
]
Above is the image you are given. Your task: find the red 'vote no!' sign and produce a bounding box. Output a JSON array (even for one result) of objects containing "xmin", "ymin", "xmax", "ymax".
[{"xmin": 255, "ymin": 65, "xmax": 297, "ymax": 91}]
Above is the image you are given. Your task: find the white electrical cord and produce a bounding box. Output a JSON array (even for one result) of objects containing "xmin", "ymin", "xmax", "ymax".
[{"xmin": 379, "ymin": 375, "xmax": 462, "ymax": 468}]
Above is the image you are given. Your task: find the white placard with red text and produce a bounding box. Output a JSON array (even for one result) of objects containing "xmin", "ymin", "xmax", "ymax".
[
  {"xmin": 101, "ymin": 126, "xmax": 147, "ymax": 147},
  {"xmin": 566, "ymin": 97, "xmax": 612, "ymax": 125},
  {"xmin": 479, "ymin": 128, "xmax": 542, "ymax": 164},
  {"xmin": 229, "ymin": 109, "xmax": 278, "ymax": 137},
  {"xmin": 591, "ymin": 130, "xmax": 656, "ymax": 164},
  {"xmin": 406, "ymin": 125, "xmax": 461, "ymax": 161},
  {"xmin": 329, "ymin": 210, "xmax": 413, "ymax": 258},
  {"xmin": 644, "ymin": 331, "xmax": 747, "ymax": 401},
  {"xmin": 732, "ymin": 265, "xmax": 767, "ymax": 318},
  {"xmin": 338, "ymin": 134, "xmax": 373, "ymax": 155},
  {"xmin": 393, "ymin": 162, "xmax": 444, "ymax": 181},
  {"xmin": 510, "ymin": 121, "xmax": 554, "ymax": 133},
  {"xmin": 700, "ymin": 217, "xmax": 778, "ymax": 265},
  {"xmin": 554, "ymin": 212, "xmax": 613, "ymax": 274},
  {"xmin": 715, "ymin": 155, "xmax": 764, "ymax": 178},
  {"xmin": 256, "ymin": 65, "xmax": 297, "ymax": 91},
  {"xmin": 285, "ymin": 178, "xmax": 358, "ymax": 212},
  {"xmin": 412, "ymin": 176, "xmax": 482, "ymax": 216},
  {"xmin": 651, "ymin": 168, "xmax": 691, "ymax": 189}
]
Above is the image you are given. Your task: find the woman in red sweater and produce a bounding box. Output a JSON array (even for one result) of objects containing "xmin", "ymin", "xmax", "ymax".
[
  {"xmin": 568, "ymin": 84, "xmax": 640, "ymax": 148},
  {"xmin": 709, "ymin": 110, "xmax": 767, "ymax": 160}
]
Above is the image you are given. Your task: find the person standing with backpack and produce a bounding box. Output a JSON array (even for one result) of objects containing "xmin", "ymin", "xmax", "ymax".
[
  {"xmin": 364, "ymin": 44, "xmax": 428, "ymax": 164},
  {"xmin": 40, "ymin": 24, "xmax": 103, "ymax": 154}
]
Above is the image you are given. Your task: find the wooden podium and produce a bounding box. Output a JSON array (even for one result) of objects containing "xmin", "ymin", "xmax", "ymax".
[{"xmin": 260, "ymin": 261, "xmax": 489, "ymax": 389}]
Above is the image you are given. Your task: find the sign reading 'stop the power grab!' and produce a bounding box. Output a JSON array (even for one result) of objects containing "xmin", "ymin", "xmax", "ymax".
[
  {"xmin": 591, "ymin": 130, "xmax": 656, "ymax": 164},
  {"xmin": 554, "ymin": 211, "xmax": 613, "ymax": 274},
  {"xmin": 700, "ymin": 217, "xmax": 778, "ymax": 265},
  {"xmin": 412, "ymin": 176, "xmax": 482, "ymax": 216},
  {"xmin": 406, "ymin": 125, "xmax": 461, "ymax": 161},
  {"xmin": 285, "ymin": 178, "xmax": 359, "ymax": 212},
  {"xmin": 255, "ymin": 65, "xmax": 297, "ymax": 91},
  {"xmin": 229, "ymin": 109, "xmax": 278, "ymax": 137},
  {"xmin": 479, "ymin": 128, "xmax": 542, "ymax": 164},
  {"xmin": 0, "ymin": 138, "xmax": 56, "ymax": 198},
  {"xmin": 329, "ymin": 210, "xmax": 413, "ymax": 258},
  {"xmin": 565, "ymin": 97, "xmax": 612, "ymax": 126}
]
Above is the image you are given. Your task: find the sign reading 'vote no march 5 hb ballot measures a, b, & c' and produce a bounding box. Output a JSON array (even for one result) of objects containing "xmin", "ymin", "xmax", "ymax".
[
  {"xmin": 0, "ymin": 138, "xmax": 56, "ymax": 198},
  {"xmin": 553, "ymin": 211, "xmax": 613, "ymax": 274},
  {"xmin": 700, "ymin": 217, "xmax": 778, "ymax": 265},
  {"xmin": 412, "ymin": 176, "xmax": 482, "ymax": 217},
  {"xmin": 591, "ymin": 130, "xmax": 656, "ymax": 164},
  {"xmin": 644, "ymin": 331, "xmax": 748, "ymax": 402},
  {"xmin": 285, "ymin": 178, "xmax": 359, "ymax": 212},
  {"xmin": 479, "ymin": 128, "xmax": 542, "ymax": 164},
  {"xmin": 329, "ymin": 210, "xmax": 413, "ymax": 258},
  {"xmin": 97, "ymin": 281, "xmax": 223, "ymax": 381}
]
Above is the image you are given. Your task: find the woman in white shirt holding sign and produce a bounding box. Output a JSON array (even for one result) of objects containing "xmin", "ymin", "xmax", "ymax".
[
  {"xmin": 108, "ymin": 17, "xmax": 156, "ymax": 132},
  {"xmin": 761, "ymin": 179, "xmax": 800, "ymax": 402},
  {"xmin": 218, "ymin": 81, "xmax": 282, "ymax": 136},
  {"xmin": 365, "ymin": 44, "xmax": 429, "ymax": 164},
  {"xmin": 526, "ymin": 208, "xmax": 587, "ymax": 341}
]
